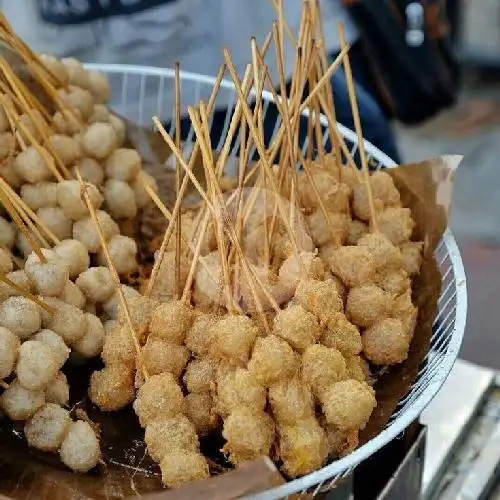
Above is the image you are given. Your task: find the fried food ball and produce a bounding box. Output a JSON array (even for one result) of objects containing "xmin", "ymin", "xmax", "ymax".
[
  {"xmin": 73, "ymin": 209, "xmax": 120, "ymax": 253},
  {"xmin": 60, "ymin": 85, "xmax": 94, "ymax": 119},
  {"xmin": 0, "ymin": 247, "xmax": 12, "ymax": 274},
  {"xmin": 116, "ymin": 295, "xmax": 155, "ymax": 342},
  {"xmin": 376, "ymin": 268, "xmax": 411, "ymax": 295},
  {"xmin": 97, "ymin": 234, "xmax": 137, "ymax": 275},
  {"xmin": 0, "ymin": 270, "xmax": 31, "ymax": 301},
  {"xmin": 0, "ymin": 326, "xmax": 19, "ymax": 379},
  {"xmin": 184, "ymin": 313, "xmax": 217, "ymax": 356},
  {"xmin": 392, "ymin": 290, "xmax": 418, "ymax": 339},
  {"xmin": 53, "ymin": 239, "xmax": 90, "ymax": 279},
  {"xmin": 148, "ymin": 250, "xmax": 190, "ymax": 303},
  {"xmin": 209, "ymin": 315, "xmax": 259, "ymax": 366},
  {"xmin": 87, "ymin": 71, "xmax": 111, "ymax": 103},
  {"xmin": 46, "ymin": 371, "xmax": 69, "ymax": 406},
  {"xmin": 24, "ymin": 403, "xmax": 71, "ymax": 452},
  {"xmin": 295, "ymin": 279, "xmax": 343, "ymax": 324},
  {"xmin": 88, "ymin": 103, "xmax": 110, "ymax": 124},
  {"xmin": 277, "ymin": 417, "xmax": 329, "ymax": 478},
  {"xmin": 42, "ymin": 297, "xmax": 87, "ymax": 345},
  {"xmin": 269, "ymin": 376, "xmax": 314, "ymax": 425},
  {"xmin": 105, "ymin": 148, "xmax": 141, "ymax": 182},
  {"xmin": 322, "ymin": 312, "xmax": 362, "ymax": 357},
  {"xmin": 77, "ymin": 157, "xmax": 104, "ymax": 187},
  {"xmin": 0, "ymin": 296, "xmax": 41, "ymax": 339},
  {"xmin": 183, "ymin": 358, "xmax": 215, "ymax": 394},
  {"xmin": 278, "ymin": 252, "xmax": 326, "ymax": 290},
  {"xmin": 307, "ymin": 210, "xmax": 348, "ymax": 247},
  {"xmin": 76, "ymin": 266, "xmax": 115, "ymax": 303},
  {"xmin": 248, "ymin": 335, "xmax": 298, "ymax": 387},
  {"xmin": 21, "ymin": 182, "xmax": 58, "ymax": 210},
  {"xmin": 378, "ymin": 207, "xmax": 414, "ymax": 245},
  {"xmin": 132, "ymin": 171, "xmax": 158, "ymax": 209},
  {"xmin": 346, "ymin": 285, "xmax": 391, "ymax": 328},
  {"xmin": 104, "ymin": 179, "xmax": 138, "ymax": 220},
  {"xmin": 400, "ymin": 241, "xmax": 423, "ymax": 276},
  {"xmin": 109, "ymin": 114, "xmax": 126, "ymax": 147},
  {"xmin": 323, "ymin": 424, "xmax": 359, "ymax": 459},
  {"xmin": 272, "ymin": 305, "xmax": 321, "ymax": 353},
  {"xmin": 150, "ymin": 300, "xmax": 194, "ymax": 345},
  {"xmin": 324, "ymin": 183, "xmax": 351, "ymax": 214},
  {"xmin": 60, "ymin": 420, "xmax": 100, "ymax": 473},
  {"xmin": 14, "ymin": 146, "xmax": 53, "ymax": 183},
  {"xmin": 57, "ymin": 179, "xmax": 103, "ymax": 221},
  {"xmin": 185, "ymin": 393, "xmax": 219, "ymax": 435},
  {"xmin": 103, "ymin": 284, "xmax": 141, "ymax": 319},
  {"xmin": 25, "ymin": 251, "xmax": 69, "ymax": 297},
  {"xmin": 222, "ymin": 407, "xmax": 275, "ymax": 466},
  {"xmin": 58, "ymin": 280, "xmax": 86, "ymax": 309},
  {"xmin": 142, "ymin": 337, "xmax": 189, "ymax": 378},
  {"xmin": 133, "ymin": 372, "xmax": 184, "ymax": 427},
  {"xmin": 160, "ymin": 450, "xmax": 209, "ymax": 489},
  {"xmin": 16, "ymin": 340, "xmax": 59, "ymax": 391},
  {"xmin": 145, "ymin": 415, "xmax": 199, "ymax": 462},
  {"xmin": 40, "ymin": 54, "xmax": 69, "ymax": 85},
  {"xmin": 0, "ymin": 217, "xmax": 15, "ymax": 249},
  {"xmin": 302, "ymin": 344, "xmax": 346, "ymax": 397},
  {"xmin": 101, "ymin": 323, "xmax": 136, "ymax": 366},
  {"xmin": 89, "ymin": 365, "xmax": 135, "ymax": 411},
  {"xmin": 61, "ymin": 57, "xmax": 90, "ymax": 87},
  {"xmin": 362, "ymin": 318, "xmax": 409, "ymax": 365},
  {"xmin": 32, "ymin": 329, "xmax": 70, "ymax": 367},
  {"xmin": 72, "ymin": 313, "xmax": 105, "ymax": 358},
  {"xmin": 37, "ymin": 207, "xmax": 73, "ymax": 241},
  {"xmin": 357, "ymin": 232, "xmax": 403, "ymax": 271},
  {"xmin": 52, "ymin": 109, "xmax": 82, "ymax": 135},
  {"xmin": 346, "ymin": 219, "xmax": 368, "ymax": 245},
  {"xmin": 0, "ymin": 379, "xmax": 45, "ymax": 420},
  {"xmin": 344, "ymin": 356, "xmax": 369, "ymax": 383},
  {"xmin": 81, "ymin": 122, "xmax": 117, "ymax": 159},
  {"xmin": 328, "ymin": 246, "xmax": 376, "ymax": 288},
  {"xmin": 48, "ymin": 134, "xmax": 82, "ymax": 166},
  {"xmin": 321, "ymin": 380, "xmax": 376, "ymax": 431},
  {"xmin": 15, "ymin": 232, "xmax": 33, "ymax": 259}
]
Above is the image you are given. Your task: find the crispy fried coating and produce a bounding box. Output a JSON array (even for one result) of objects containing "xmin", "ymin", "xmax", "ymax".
[
  {"xmin": 328, "ymin": 246, "xmax": 376, "ymax": 288},
  {"xmin": 117, "ymin": 295, "xmax": 156, "ymax": 343},
  {"xmin": 184, "ymin": 313, "xmax": 217, "ymax": 356},
  {"xmin": 268, "ymin": 376, "xmax": 315, "ymax": 424},
  {"xmin": 273, "ymin": 305, "xmax": 321, "ymax": 353},
  {"xmin": 376, "ymin": 268, "xmax": 411, "ymax": 295},
  {"xmin": 160, "ymin": 450, "xmax": 209, "ymax": 489},
  {"xmin": 149, "ymin": 300, "xmax": 194, "ymax": 345},
  {"xmin": 357, "ymin": 232, "xmax": 403, "ymax": 271},
  {"xmin": 222, "ymin": 407, "xmax": 275, "ymax": 466},
  {"xmin": 248, "ymin": 335, "xmax": 298, "ymax": 387},
  {"xmin": 400, "ymin": 241, "xmax": 423, "ymax": 276},
  {"xmin": 321, "ymin": 380, "xmax": 376, "ymax": 431},
  {"xmin": 295, "ymin": 279, "xmax": 343, "ymax": 324},
  {"xmin": 362, "ymin": 318, "xmax": 409, "ymax": 365},
  {"xmin": 378, "ymin": 207, "xmax": 414, "ymax": 245},
  {"xmin": 323, "ymin": 423, "xmax": 359, "ymax": 459},
  {"xmin": 277, "ymin": 417, "xmax": 329, "ymax": 478},
  {"xmin": 307, "ymin": 210, "xmax": 348, "ymax": 247},
  {"xmin": 147, "ymin": 251, "xmax": 190, "ymax": 303},
  {"xmin": 184, "ymin": 393, "xmax": 220, "ymax": 435},
  {"xmin": 101, "ymin": 323, "xmax": 136, "ymax": 367},
  {"xmin": 142, "ymin": 337, "xmax": 189, "ymax": 378},
  {"xmin": 346, "ymin": 285, "xmax": 392, "ymax": 328},
  {"xmin": 392, "ymin": 290, "xmax": 418, "ymax": 339},
  {"xmin": 322, "ymin": 312, "xmax": 362, "ymax": 357},
  {"xmin": 346, "ymin": 219, "xmax": 368, "ymax": 245},
  {"xmin": 183, "ymin": 358, "xmax": 215, "ymax": 394},
  {"xmin": 278, "ymin": 252, "xmax": 326, "ymax": 289},
  {"xmin": 344, "ymin": 356, "xmax": 369, "ymax": 383},
  {"xmin": 89, "ymin": 365, "xmax": 135, "ymax": 411}
]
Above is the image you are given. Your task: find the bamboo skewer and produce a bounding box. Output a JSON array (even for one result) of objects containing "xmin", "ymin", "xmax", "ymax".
[
  {"xmin": 0, "ymin": 273, "xmax": 55, "ymax": 314},
  {"xmin": 174, "ymin": 63, "xmax": 182, "ymax": 300}
]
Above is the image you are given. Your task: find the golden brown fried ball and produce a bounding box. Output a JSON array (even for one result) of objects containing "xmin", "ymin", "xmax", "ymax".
[
  {"xmin": 277, "ymin": 417, "xmax": 329, "ymax": 478},
  {"xmin": 346, "ymin": 284, "xmax": 392, "ymax": 328},
  {"xmin": 322, "ymin": 313, "xmax": 362, "ymax": 357},
  {"xmin": 184, "ymin": 393, "xmax": 220, "ymax": 435},
  {"xmin": 117, "ymin": 296, "xmax": 156, "ymax": 343},
  {"xmin": 248, "ymin": 335, "xmax": 298, "ymax": 387},
  {"xmin": 147, "ymin": 251, "xmax": 190, "ymax": 303},
  {"xmin": 328, "ymin": 246, "xmax": 376, "ymax": 288},
  {"xmin": 160, "ymin": 450, "xmax": 209, "ymax": 488},
  {"xmin": 400, "ymin": 241, "xmax": 423, "ymax": 276},
  {"xmin": 184, "ymin": 313, "xmax": 217, "ymax": 357},
  {"xmin": 346, "ymin": 219, "xmax": 369, "ymax": 245},
  {"xmin": 215, "ymin": 367, "xmax": 266, "ymax": 418},
  {"xmin": 101, "ymin": 323, "xmax": 136, "ymax": 367},
  {"xmin": 295, "ymin": 279, "xmax": 343, "ymax": 324},
  {"xmin": 183, "ymin": 358, "xmax": 215, "ymax": 394},
  {"xmin": 324, "ymin": 183, "xmax": 351, "ymax": 214},
  {"xmin": 392, "ymin": 290, "xmax": 418, "ymax": 339},
  {"xmin": 357, "ymin": 232, "xmax": 403, "ymax": 271},
  {"xmin": 133, "ymin": 373, "xmax": 184, "ymax": 427},
  {"xmin": 209, "ymin": 315, "xmax": 259, "ymax": 366},
  {"xmin": 301, "ymin": 344, "xmax": 346, "ymax": 397},
  {"xmin": 149, "ymin": 300, "xmax": 194, "ymax": 345},
  {"xmin": 89, "ymin": 364, "xmax": 135, "ymax": 411},
  {"xmin": 273, "ymin": 305, "xmax": 321, "ymax": 353},
  {"xmin": 362, "ymin": 318, "xmax": 409, "ymax": 365},
  {"xmin": 307, "ymin": 210, "xmax": 348, "ymax": 247},
  {"xmin": 142, "ymin": 337, "xmax": 189, "ymax": 378},
  {"xmin": 321, "ymin": 380, "xmax": 376, "ymax": 431},
  {"xmin": 222, "ymin": 407, "xmax": 275, "ymax": 466},
  {"xmin": 279, "ymin": 251, "xmax": 326, "ymax": 286},
  {"xmin": 376, "ymin": 268, "xmax": 411, "ymax": 295},
  {"xmin": 352, "ymin": 184, "xmax": 384, "ymax": 222},
  {"xmin": 323, "ymin": 423, "xmax": 359, "ymax": 459},
  {"xmin": 268, "ymin": 376, "xmax": 314, "ymax": 425},
  {"xmin": 344, "ymin": 356, "xmax": 369, "ymax": 383},
  {"xmin": 378, "ymin": 207, "xmax": 414, "ymax": 245},
  {"xmin": 144, "ymin": 415, "xmax": 199, "ymax": 462}
]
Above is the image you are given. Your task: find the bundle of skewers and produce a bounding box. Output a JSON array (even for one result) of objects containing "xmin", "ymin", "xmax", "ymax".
[{"xmin": 0, "ymin": 0, "xmax": 426, "ymax": 492}]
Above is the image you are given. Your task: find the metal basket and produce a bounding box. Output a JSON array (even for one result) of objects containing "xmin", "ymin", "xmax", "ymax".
[{"xmin": 84, "ymin": 63, "xmax": 468, "ymax": 499}]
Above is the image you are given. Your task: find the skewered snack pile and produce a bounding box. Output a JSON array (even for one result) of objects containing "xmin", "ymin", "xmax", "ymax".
[{"xmin": 0, "ymin": 2, "xmax": 426, "ymax": 492}]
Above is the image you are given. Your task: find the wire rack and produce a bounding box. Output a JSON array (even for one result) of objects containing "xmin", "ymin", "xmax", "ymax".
[{"xmin": 84, "ymin": 63, "xmax": 468, "ymax": 500}]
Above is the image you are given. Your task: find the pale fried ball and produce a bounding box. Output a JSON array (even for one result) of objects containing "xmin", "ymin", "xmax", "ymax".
[
  {"xmin": 0, "ymin": 247, "xmax": 13, "ymax": 274},
  {"xmin": 302, "ymin": 344, "xmax": 346, "ymax": 396},
  {"xmin": 142, "ymin": 337, "xmax": 189, "ymax": 378},
  {"xmin": 295, "ymin": 279, "xmax": 343, "ymax": 324},
  {"xmin": 21, "ymin": 182, "xmax": 58, "ymax": 210},
  {"xmin": 105, "ymin": 148, "xmax": 141, "ymax": 182},
  {"xmin": 101, "ymin": 323, "xmax": 136, "ymax": 367},
  {"xmin": 40, "ymin": 54, "xmax": 69, "ymax": 86},
  {"xmin": 72, "ymin": 313, "xmax": 105, "ymax": 358},
  {"xmin": 43, "ymin": 297, "xmax": 87, "ymax": 345},
  {"xmin": 278, "ymin": 418, "xmax": 329, "ymax": 478},
  {"xmin": 357, "ymin": 232, "xmax": 403, "ymax": 271},
  {"xmin": 14, "ymin": 146, "xmax": 53, "ymax": 183},
  {"xmin": 60, "ymin": 420, "xmax": 100, "ymax": 473},
  {"xmin": 322, "ymin": 312, "xmax": 362, "ymax": 357},
  {"xmin": 48, "ymin": 134, "xmax": 81, "ymax": 166},
  {"xmin": 223, "ymin": 407, "xmax": 275, "ymax": 466},
  {"xmin": 371, "ymin": 171, "xmax": 402, "ymax": 206},
  {"xmin": 273, "ymin": 305, "xmax": 321, "ymax": 353},
  {"xmin": 0, "ymin": 217, "xmax": 14, "ymax": 249},
  {"xmin": 346, "ymin": 284, "xmax": 391, "ymax": 328},
  {"xmin": 346, "ymin": 219, "xmax": 368, "ymax": 245},
  {"xmin": 328, "ymin": 246, "xmax": 376, "ymax": 288},
  {"xmin": 269, "ymin": 376, "xmax": 314, "ymax": 425},
  {"xmin": 0, "ymin": 296, "xmax": 41, "ymax": 339},
  {"xmin": 376, "ymin": 268, "xmax": 411, "ymax": 295},
  {"xmin": 132, "ymin": 171, "xmax": 158, "ymax": 209},
  {"xmin": 103, "ymin": 179, "xmax": 138, "ymax": 220},
  {"xmin": 77, "ymin": 157, "xmax": 104, "ymax": 187},
  {"xmin": 25, "ymin": 255, "xmax": 69, "ymax": 296},
  {"xmin": 150, "ymin": 301, "xmax": 194, "ymax": 345},
  {"xmin": 248, "ymin": 335, "xmax": 298, "ymax": 387},
  {"xmin": 0, "ymin": 270, "xmax": 31, "ymax": 300},
  {"xmin": 16, "ymin": 340, "xmax": 59, "ymax": 391},
  {"xmin": 0, "ymin": 326, "xmax": 20, "ymax": 379},
  {"xmin": 59, "ymin": 86, "xmax": 94, "ymax": 120},
  {"xmin": 88, "ymin": 104, "xmax": 110, "ymax": 124},
  {"xmin": 103, "ymin": 285, "xmax": 140, "ymax": 319},
  {"xmin": 36, "ymin": 207, "xmax": 73, "ymax": 241},
  {"xmin": 0, "ymin": 378, "xmax": 45, "ymax": 420},
  {"xmin": 54, "ymin": 239, "xmax": 90, "ymax": 279},
  {"xmin": 24, "ymin": 403, "xmax": 71, "ymax": 451},
  {"xmin": 278, "ymin": 252, "xmax": 326, "ymax": 288},
  {"xmin": 321, "ymin": 380, "xmax": 376, "ymax": 431},
  {"xmin": 183, "ymin": 358, "xmax": 215, "ymax": 394},
  {"xmin": 87, "ymin": 71, "xmax": 111, "ymax": 103},
  {"xmin": 160, "ymin": 450, "xmax": 209, "ymax": 489},
  {"xmin": 89, "ymin": 365, "xmax": 135, "ymax": 412},
  {"xmin": 352, "ymin": 185, "xmax": 384, "ymax": 222},
  {"xmin": 378, "ymin": 207, "xmax": 414, "ymax": 245},
  {"xmin": 0, "ymin": 157, "xmax": 22, "ymax": 188},
  {"xmin": 215, "ymin": 367, "xmax": 266, "ymax": 418},
  {"xmin": 56, "ymin": 179, "xmax": 103, "ymax": 221},
  {"xmin": 144, "ymin": 415, "xmax": 199, "ymax": 462},
  {"xmin": 81, "ymin": 122, "xmax": 117, "ymax": 159},
  {"xmin": 307, "ymin": 210, "xmax": 348, "ymax": 247},
  {"xmin": 109, "ymin": 114, "xmax": 126, "ymax": 147},
  {"xmin": 362, "ymin": 318, "xmax": 409, "ymax": 365},
  {"xmin": 61, "ymin": 58, "xmax": 90, "ymax": 88},
  {"xmin": 184, "ymin": 313, "xmax": 217, "ymax": 356},
  {"xmin": 53, "ymin": 109, "xmax": 82, "ymax": 135},
  {"xmin": 400, "ymin": 241, "xmax": 423, "ymax": 276},
  {"xmin": 76, "ymin": 266, "xmax": 115, "ymax": 303},
  {"xmin": 46, "ymin": 371, "xmax": 69, "ymax": 406},
  {"xmin": 97, "ymin": 234, "xmax": 137, "ymax": 275},
  {"xmin": 32, "ymin": 329, "xmax": 70, "ymax": 367}
]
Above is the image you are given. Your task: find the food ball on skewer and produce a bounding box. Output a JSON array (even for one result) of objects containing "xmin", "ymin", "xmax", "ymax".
[
  {"xmin": 0, "ymin": 132, "xmax": 15, "ymax": 162},
  {"xmin": 47, "ymin": 134, "xmax": 82, "ymax": 166},
  {"xmin": 53, "ymin": 239, "xmax": 90, "ymax": 279},
  {"xmin": 56, "ymin": 180, "xmax": 102, "ymax": 221},
  {"xmin": 32, "ymin": 329, "xmax": 70, "ymax": 367},
  {"xmin": 59, "ymin": 420, "xmax": 101, "ymax": 473},
  {"xmin": 103, "ymin": 284, "xmax": 141, "ymax": 319},
  {"xmin": 97, "ymin": 234, "xmax": 138, "ymax": 275},
  {"xmin": 184, "ymin": 393, "xmax": 219, "ymax": 435},
  {"xmin": 0, "ymin": 247, "xmax": 13, "ymax": 274},
  {"xmin": 321, "ymin": 312, "xmax": 362, "ymax": 358},
  {"xmin": 183, "ymin": 358, "xmax": 215, "ymax": 394},
  {"xmin": 24, "ymin": 403, "xmax": 71, "ymax": 452},
  {"xmin": 103, "ymin": 179, "xmax": 138, "ymax": 220},
  {"xmin": 327, "ymin": 246, "xmax": 376, "ymax": 288},
  {"xmin": 346, "ymin": 219, "xmax": 368, "ymax": 245},
  {"xmin": 76, "ymin": 266, "xmax": 115, "ymax": 303},
  {"xmin": 184, "ymin": 313, "xmax": 217, "ymax": 357},
  {"xmin": 392, "ymin": 290, "xmax": 418, "ymax": 339},
  {"xmin": 41, "ymin": 297, "xmax": 87, "ymax": 344},
  {"xmin": 116, "ymin": 295, "xmax": 156, "ymax": 342},
  {"xmin": 307, "ymin": 210, "xmax": 348, "ymax": 247},
  {"xmin": 81, "ymin": 122, "xmax": 117, "ymax": 160},
  {"xmin": 142, "ymin": 337, "xmax": 189, "ymax": 378},
  {"xmin": 36, "ymin": 207, "xmax": 73, "ymax": 241},
  {"xmin": 376, "ymin": 268, "xmax": 411, "ymax": 295},
  {"xmin": 52, "ymin": 109, "xmax": 82, "ymax": 135},
  {"xmin": 268, "ymin": 376, "xmax": 315, "ymax": 425},
  {"xmin": 101, "ymin": 322, "xmax": 136, "ymax": 367},
  {"xmin": 16, "ymin": 340, "xmax": 60, "ymax": 391},
  {"xmin": 14, "ymin": 146, "xmax": 53, "ymax": 184},
  {"xmin": 400, "ymin": 241, "xmax": 423, "ymax": 276},
  {"xmin": 20, "ymin": 182, "xmax": 58, "ymax": 210},
  {"xmin": 25, "ymin": 249, "xmax": 69, "ymax": 297},
  {"xmin": 278, "ymin": 251, "xmax": 326, "ymax": 289},
  {"xmin": 0, "ymin": 326, "xmax": 20, "ymax": 379},
  {"xmin": 357, "ymin": 232, "xmax": 403, "ymax": 271},
  {"xmin": 109, "ymin": 114, "xmax": 126, "ymax": 147},
  {"xmin": 40, "ymin": 54, "xmax": 69, "ymax": 86},
  {"xmin": 362, "ymin": 318, "xmax": 409, "ymax": 365},
  {"xmin": 378, "ymin": 207, "xmax": 414, "ymax": 245},
  {"xmin": 160, "ymin": 450, "xmax": 210, "ymax": 489},
  {"xmin": 0, "ymin": 217, "xmax": 15, "ymax": 249},
  {"xmin": 46, "ymin": 371, "xmax": 70, "ymax": 406},
  {"xmin": 105, "ymin": 148, "xmax": 141, "ymax": 182},
  {"xmin": 346, "ymin": 284, "xmax": 392, "ymax": 328},
  {"xmin": 0, "ymin": 270, "xmax": 32, "ymax": 300},
  {"xmin": 294, "ymin": 279, "xmax": 343, "ymax": 324},
  {"xmin": 0, "ymin": 378, "xmax": 45, "ymax": 420},
  {"xmin": 72, "ymin": 209, "xmax": 120, "ymax": 253},
  {"xmin": 132, "ymin": 171, "xmax": 158, "ymax": 209},
  {"xmin": 89, "ymin": 364, "xmax": 135, "ymax": 411},
  {"xmin": 0, "ymin": 296, "xmax": 41, "ymax": 339},
  {"xmin": 72, "ymin": 313, "xmax": 105, "ymax": 358},
  {"xmin": 58, "ymin": 281, "xmax": 85, "ymax": 309},
  {"xmin": 88, "ymin": 104, "xmax": 110, "ymax": 124},
  {"xmin": 77, "ymin": 157, "xmax": 104, "ymax": 187},
  {"xmin": 344, "ymin": 356, "xmax": 371, "ymax": 383},
  {"xmin": 150, "ymin": 300, "xmax": 194, "ymax": 345},
  {"xmin": 87, "ymin": 71, "xmax": 111, "ymax": 103}
]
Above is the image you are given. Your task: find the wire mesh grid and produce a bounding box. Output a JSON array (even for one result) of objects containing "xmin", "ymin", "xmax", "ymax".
[{"xmin": 84, "ymin": 63, "xmax": 467, "ymax": 499}]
